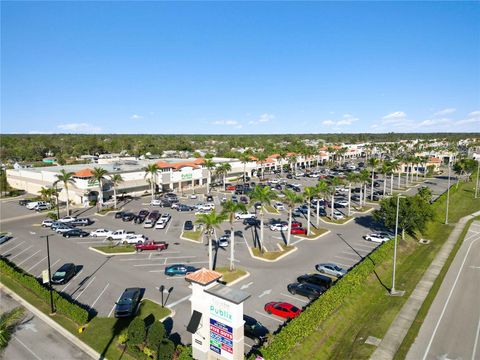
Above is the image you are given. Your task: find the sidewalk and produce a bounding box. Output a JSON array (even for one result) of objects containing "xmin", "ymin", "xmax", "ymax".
[{"xmin": 369, "ymin": 210, "xmax": 480, "ymax": 360}]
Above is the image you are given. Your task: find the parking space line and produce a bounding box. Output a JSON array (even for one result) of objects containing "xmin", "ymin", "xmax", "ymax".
[
  {"xmin": 280, "ymin": 292, "xmax": 309, "ymax": 303},
  {"xmin": 90, "ymin": 283, "xmax": 110, "ymax": 308},
  {"xmin": 339, "ymin": 251, "xmax": 362, "ymax": 259},
  {"xmin": 108, "ymin": 294, "xmax": 123, "ymax": 317},
  {"xmin": 149, "ymin": 261, "xmax": 209, "ymax": 272},
  {"xmin": 13, "ymin": 336, "xmax": 42, "ymax": 360},
  {"xmin": 168, "ymin": 295, "xmax": 191, "ymax": 307},
  {"xmin": 75, "ymin": 240, "xmax": 106, "ymax": 244},
  {"xmin": 38, "ymin": 258, "xmax": 61, "ymax": 276},
  {"xmin": 10, "ymin": 245, "xmax": 33, "ymax": 260},
  {"xmin": 27, "ymin": 256, "xmax": 48, "ymax": 272},
  {"xmin": 61, "ymin": 269, "xmax": 83, "ymax": 292},
  {"xmin": 254, "ymin": 310, "xmax": 283, "ymax": 323},
  {"xmin": 74, "ymin": 276, "xmax": 96, "ymax": 301},
  {"xmin": 17, "ymin": 249, "xmax": 42, "ymax": 266},
  {"xmin": 1, "ymin": 241, "xmax": 25, "ymax": 255},
  {"xmin": 165, "ymin": 220, "xmax": 172, "ymax": 234}
]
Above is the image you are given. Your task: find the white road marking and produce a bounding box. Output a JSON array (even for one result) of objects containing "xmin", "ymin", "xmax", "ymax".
[
  {"xmin": 167, "ymin": 295, "xmax": 191, "ymax": 307},
  {"xmin": 335, "ymin": 254, "xmax": 359, "ymax": 262},
  {"xmin": 60, "ymin": 269, "xmax": 83, "ymax": 292},
  {"xmin": 27, "ymin": 256, "xmax": 48, "ymax": 272},
  {"xmin": 10, "ymin": 245, "xmax": 33, "ymax": 260},
  {"xmin": 165, "ymin": 220, "xmax": 172, "ymax": 234},
  {"xmin": 148, "ymin": 261, "xmax": 209, "ymax": 272},
  {"xmin": 134, "ymin": 263, "xmax": 173, "ymax": 267},
  {"xmin": 290, "ymin": 238, "xmax": 305, "ymax": 246},
  {"xmin": 17, "ymin": 249, "xmax": 42, "ymax": 266},
  {"xmin": 258, "ymin": 289, "xmax": 272, "ymax": 298},
  {"xmin": 14, "ymin": 336, "xmax": 42, "ymax": 360},
  {"xmin": 39, "ymin": 258, "xmax": 61, "ymax": 276},
  {"xmin": 280, "ymin": 292, "xmax": 308, "ymax": 303},
  {"xmin": 75, "ymin": 240, "xmax": 106, "ymax": 244},
  {"xmin": 422, "ymin": 237, "xmax": 480, "ymax": 360},
  {"xmin": 240, "ymin": 282, "xmax": 254, "ymax": 290},
  {"xmin": 1, "ymin": 241, "xmax": 25, "ymax": 255},
  {"xmin": 108, "ymin": 294, "xmax": 123, "ymax": 317},
  {"xmin": 74, "ymin": 276, "xmax": 96, "ymax": 301},
  {"xmin": 90, "ymin": 283, "xmax": 110, "ymax": 308},
  {"xmin": 472, "ymin": 297, "xmax": 480, "ymax": 360},
  {"xmin": 254, "ymin": 310, "xmax": 283, "ymax": 323}
]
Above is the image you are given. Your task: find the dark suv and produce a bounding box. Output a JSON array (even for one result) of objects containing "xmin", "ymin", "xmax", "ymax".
[
  {"xmin": 51, "ymin": 263, "xmax": 76, "ymax": 284},
  {"xmin": 297, "ymin": 273, "xmax": 333, "ymax": 289},
  {"xmin": 287, "ymin": 282, "xmax": 326, "ymax": 300},
  {"xmin": 122, "ymin": 212, "xmax": 136, "ymax": 222},
  {"xmin": 114, "ymin": 288, "xmax": 141, "ymax": 318},
  {"xmin": 135, "ymin": 210, "xmax": 149, "ymax": 224},
  {"xmin": 243, "ymin": 315, "xmax": 269, "ymax": 345}
]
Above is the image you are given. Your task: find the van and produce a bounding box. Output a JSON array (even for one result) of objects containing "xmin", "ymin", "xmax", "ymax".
[
  {"xmin": 296, "ymin": 273, "xmax": 333, "ymax": 289},
  {"xmin": 35, "ymin": 203, "xmax": 52, "ymax": 211},
  {"xmin": 26, "ymin": 201, "xmax": 47, "ymax": 210}
]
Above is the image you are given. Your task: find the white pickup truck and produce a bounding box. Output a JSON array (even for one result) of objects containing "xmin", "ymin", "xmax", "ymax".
[
  {"xmin": 235, "ymin": 212, "xmax": 257, "ymax": 220},
  {"xmin": 106, "ymin": 230, "xmax": 135, "ymax": 241},
  {"xmin": 121, "ymin": 234, "xmax": 148, "ymax": 244}
]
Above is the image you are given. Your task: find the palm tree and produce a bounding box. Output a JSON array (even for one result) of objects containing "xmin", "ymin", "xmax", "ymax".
[
  {"xmin": 238, "ymin": 153, "xmax": 251, "ymax": 183},
  {"xmin": 282, "ymin": 189, "xmax": 304, "ymax": 245},
  {"xmin": 288, "ymin": 154, "xmax": 297, "ymax": 176},
  {"xmin": 91, "ymin": 167, "xmax": 108, "ymax": 208},
  {"xmin": 249, "ymin": 185, "xmax": 277, "ymax": 252},
  {"xmin": 328, "ymin": 177, "xmax": 343, "ymax": 219},
  {"xmin": 221, "ymin": 200, "xmax": 246, "ymax": 271},
  {"xmin": 54, "ymin": 170, "xmax": 76, "ymax": 216},
  {"xmin": 110, "ymin": 174, "xmax": 124, "ymax": 209},
  {"xmin": 256, "ymin": 152, "xmax": 268, "ymax": 180},
  {"xmin": 358, "ymin": 169, "xmax": 370, "ymax": 207},
  {"xmin": 204, "ymin": 159, "xmax": 216, "ymax": 194},
  {"xmin": 216, "ymin": 163, "xmax": 232, "ymax": 191},
  {"xmin": 368, "ymin": 158, "xmax": 380, "ymax": 201},
  {"xmin": 0, "ymin": 306, "xmax": 25, "ymax": 350},
  {"xmin": 195, "ymin": 210, "xmax": 227, "ymax": 270},
  {"xmin": 379, "ymin": 162, "xmax": 391, "ymax": 198},
  {"xmin": 144, "ymin": 164, "xmax": 159, "ymax": 202},
  {"xmin": 345, "ymin": 172, "xmax": 358, "ymax": 216},
  {"xmin": 315, "ymin": 180, "xmax": 329, "ymax": 226},
  {"xmin": 302, "ymin": 186, "xmax": 317, "ymax": 235},
  {"xmin": 277, "ymin": 150, "xmax": 288, "ymax": 176},
  {"xmin": 390, "ymin": 160, "xmax": 400, "ymax": 193},
  {"xmin": 39, "ymin": 187, "xmax": 55, "ymax": 206}
]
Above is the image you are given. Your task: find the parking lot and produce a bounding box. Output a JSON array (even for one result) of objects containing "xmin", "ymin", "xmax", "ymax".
[{"xmin": 0, "ymin": 172, "xmax": 451, "ymax": 352}]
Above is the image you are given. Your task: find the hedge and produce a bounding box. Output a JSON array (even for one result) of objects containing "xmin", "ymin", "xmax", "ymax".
[
  {"xmin": 0, "ymin": 258, "xmax": 89, "ymax": 324},
  {"xmin": 253, "ymin": 240, "xmax": 395, "ymax": 360}
]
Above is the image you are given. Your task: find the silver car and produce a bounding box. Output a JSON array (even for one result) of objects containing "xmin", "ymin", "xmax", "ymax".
[{"xmin": 315, "ymin": 263, "xmax": 347, "ymax": 278}]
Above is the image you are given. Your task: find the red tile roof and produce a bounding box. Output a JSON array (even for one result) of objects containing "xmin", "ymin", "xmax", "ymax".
[
  {"xmin": 156, "ymin": 160, "xmax": 202, "ymax": 170},
  {"xmin": 185, "ymin": 268, "xmax": 222, "ymax": 285},
  {"xmin": 74, "ymin": 168, "xmax": 94, "ymax": 177}
]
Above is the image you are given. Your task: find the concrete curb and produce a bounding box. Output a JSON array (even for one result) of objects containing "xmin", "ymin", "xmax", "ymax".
[
  {"xmin": 88, "ymin": 246, "xmax": 136, "ymax": 256},
  {"xmin": 294, "ymin": 229, "xmax": 331, "ymax": 241},
  {"xmin": 94, "ymin": 207, "xmax": 123, "ymax": 217},
  {"xmin": 248, "ymin": 244, "xmax": 298, "ymax": 263},
  {"xmin": 180, "ymin": 232, "xmax": 204, "ymax": 244},
  {"xmin": 369, "ymin": 210, "xmax": 480, "ymax": 360},
  {"xmin": 352, "ymin": 206, "xmax": 374, "ymax": 214},
  {"xmin": 319, "ymin": 216, "xmax": 355, "ymax": 226},
  {"xmin": 225, "ymin": 271, "xmax": 251, "ymax": 287},
  {"xmin": 0, "ymin": 284, "xmax": 100, "ymax": 360}
]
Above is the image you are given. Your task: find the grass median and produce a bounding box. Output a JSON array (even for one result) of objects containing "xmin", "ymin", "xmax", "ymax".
[
  {"xmin": 181, "ymin": 230, "xmax": 203, "ymax": 242},
  {"xmin": 251, "ymin": 244, "xmax": 295, "ymax": 260},
  {"xmin": 92, "ymin": 244, "xmax": 136, "ymax": 253},
  {"xmin": 215, "ymin": 266, "xmax": 247, "ymax": 284},
  {"xmin": 295, "ymin": 227, "xmax": 329, "ymax": 239}
]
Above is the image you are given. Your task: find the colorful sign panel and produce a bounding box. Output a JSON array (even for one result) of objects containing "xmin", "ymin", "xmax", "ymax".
[
  {"xmin": 181, "ymin": 173, "xmax": 193, "ymax": 180},
  {"xmin": 210, "ymin": 318, "xmax": 233, "ymax": 359}
]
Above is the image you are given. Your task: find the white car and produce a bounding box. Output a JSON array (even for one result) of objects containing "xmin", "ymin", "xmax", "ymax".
[
  {"xmin": 58, "ymin": 216, "xmax": 77, "ymax": 223},
  {"xmin": 335, "ymin": 186, "xmax": 348, "ymax": 193},
  {"xmin": 143, "ymin": 219, "xmax": 156, "ymax": 228},
  {"xmin": 195, "ymin": 209, "xmax": 212, "ymax": 216},
  {"xmin": 90, "ymin": 229, "xmax": 113, "ymax": 237},
  {"xmin": 212, "ymin": 236, "xmax": 229, "ymax": 248},
  {"xmin": 270, "ymin": 223, "xmax": 288, "ymax": 231},
  {"xmin": 335, "ymin": 199, "xmax": 349, "ymax": 207},
  {"xmin": 274, "ymin": 202, "xmax": 285, "ymax": 211},
  {"xmin": 151, "ymin": 199, "xmax": 162, "ymax": 206},
  {"xmin": 332, "ymin": 210, "xmax": 344, "ymax": 220},
  {"xmin": 160, "ymin": 213, "xmax": 171, "ymax": 222},
  {"xmin": 190, "ymin": 194, "xmax": 198, "ymax": 199},
  {"xmin": 122, "ymin": 234, "xmax": 147, "ymax": 244},
  {"xmin": 269, "ymin": 179, "xmax": 280, "ymax": 184},
  {"xmin": 155, "ymin": 220, "xmax": 168, "ymax": 229},
  {"xmin": 235, "ymin": 212, "xmax": 256, "ymax": 220},
  {"xmin": 363, "ymin": 233, "xmax": 392, "ymax": 243},
  {"xmin": 199, "ymin": 203, "xmax": 215, "ymax": 211},
  {"xmin": 41, "ymin": 219, "xmax": 54, "ymax": 227}
]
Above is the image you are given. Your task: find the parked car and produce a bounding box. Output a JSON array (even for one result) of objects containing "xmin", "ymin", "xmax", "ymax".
[
  {"xmin": 26, "ymin": 201, "xmax": 48, "ymax": 210},
  {"xmin": 135, "ymin": 240, "xmax": 168, "ymax": 252},
  {"xmin": 235, "ymin": 212, "xmax": 256, "ymax": 220},
  {"xmin": 270, "ymin": 223, "xmax": 288, "ymax": 231},
  {"xmin": 287, "ymin": 282, "xmax": 326, "ymax": 300},
  {"xmin": 121, "ymin": 212, "xmax": 136, "ymax": 222},
  {"xmin": 90, "ymin": 229, "xmax": 112, "ymax": 237},
  {"xmin": 335, "ymin": 199, "xmax": 349, "ymax": 208},
  {"xmin": 243, "ymin": 218, "xmax": 260, "ymax": 226},
  {"xmin": 363, "ymin": 233, "xmax": 392, "ymax": 243},
  {"xmin": 177, "ymin": 204, "xmax": 194, "ymax": 212},
  {"xmin": 291, "ymin": 227, "xmax": 307, "ymax": 235},
  {"xmin": 243, "ymin": 315, "xmax": 269, "ymax": 345},
  {"xmin": 51, "ymin": 263, "xmax": 77, "ymax": 285},
  {"xmin": 297, "ymin": 273, "xmax": 333, "ymax": 289},
  {"xmin": 34, "ymin": 203, "xmax": 52, "ymax": 211},
  {"xmin": 293, "ymin": 206, "xmax": 308, "ymax": 216},
  {"xmin": 183, "ymin": 221, "xmax": 194, "ymax": 231},
  {"xmin": 315, "ymin": 263, "xmax": 347, "ymax": 277},
  {"xmin": 63, "ymin": 229, "xmax": 90, "ymax": 238},
  {"xmin": 206, "ymin": 195, "xmax": 214, "ymax": 202},
  {"xmin": 114, "ymin": 288, "xmax": 141, "ymax": 318},
  {"xmin": 122, "ymin": 234, "xmax": 148, "ymax": 244},
  {"xmin": 155, "ymin": 220, "xmax": 168, "ymax": 229},
  {"xmin": 114, "ymin": 211, "xmax": 126, "ymax": 219},
  {"xmin": 164, "ymin": 264, "xmax": 198, "ymax": 276},
  {"xmin": 212, "ymin": 237, "xmax": 229, "ymax": 248},
  {"xmin": 58, "ymin": 216, "xmax": 77, "ymax": 223},
  {"xmin": 291, "ymin": 220, "xmax": 302, "ymax": 228},
  {"xmin": 264, "ymin": 302, "xmax": 301, "ymax": 319},
  {"xmin": 240, "ymin": 196, "xmax": 249, "ymax": 204},
  {"xmin": 0, "ymin": 233, "xmax": 13, "ymax": 245},
  {"xmin": 42, "ymin": 219, "xmax": 55, "ymax": 227},
  {"xmin": 106, "ymin": 229, "xmax": 135, "ymax": 241},
  {"xmin": 150, "ymin": 199, "xmax": 162, "ymax": 206},
  {"xmin": 70, "ymin": 218, "xmax": 94, "ymax": 226},
  {"xmin": 331, "ymin": 210, "xmax": 345, "ymax": 220},
  {"xmin": 55, "ymin": 224, "xmax": 76, "ymax": 233},
  {"xmin": 253, "ymin": 202, "xmax": 262, "ymax": 210},
  {"xmin": 134, "ymin": 210, "xmax": 149, "ymax": 224},
  {"xmin": 19, "ymin": 199, "xmax": 32, "ymax": 206},
  {"xmin": 274, "ymin": 202, "xmax": 285, "ymax": 211}
]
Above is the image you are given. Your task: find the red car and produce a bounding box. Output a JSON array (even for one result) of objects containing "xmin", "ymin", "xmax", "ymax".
[
  {"xmin": 264, "ymin": 302, "xmax": 301, "ymax": 319},
  {"xmin": 291, "ymin": 221, "xmax": 302, "ymax": 228},
  {"xmin": 226, "ymin": 185, "xmax": 236, "ymax": 191},
  {"xmin": 291, "ymin": 227, "xmax": 307, "ymax": 235},
  {"xmin": 135, "ymin": 240, "xmax": 168, "ymax": 252}
]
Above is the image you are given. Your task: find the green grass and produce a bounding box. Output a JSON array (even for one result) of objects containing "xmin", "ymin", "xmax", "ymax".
[
  {"xmin": 182, "ymin": 230, "xmax": 203, "ymax": 242},
  {"xmin": 92, "ymin": 245, "xmax": 136, "ymax": 253},
  {"xmin": 393, "ymin": 215, "xmax": 480, "ymax": 360},
  {"xmin": 295, "ymin": 227, "xmax": 329, "ymax": 239},
  {"xmin": 277, "ymin": 172, "xmax": 480, "ymax": 360},
  {"xmin": 251, "ymin": 244, "xmax": 295, "ymax": 260},
  {"xmin": 352, "ymin": 205, "xmax": 373, "ymax": 213},
  {"xmin": 97, "ymin": 207, "xmax": 116, "ymax": 214},
  {"xmin": 215, "ymin": 267, "xmax": 247, "ymax": 284},
  {"xmin": 263, "ymin": 205, "xmax": 280, "ymax": 214},
  {"xmin": 321, "ymin": 215, "xmax": 353, "ymax": 224}
]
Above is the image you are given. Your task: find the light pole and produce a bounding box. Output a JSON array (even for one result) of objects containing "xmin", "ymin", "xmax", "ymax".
[
  {"xmin": 445, "ymin": 159, "xmax": 451, "ymax": 225},
  {"xmin": 391, "ymin": 195, "xmax": 404, "ymax": 295},
  {"xmin": 475, "ymin": 159, "xmax": 479, "ymax": 199},
  {"xmin": 54, "ymin": 184, "xmax": 60, "ymax": 220},
  {"xmin": 159, "ymin": 285, "xmax": 165, "ymax": 307},
  {"xmin": 40, "ymin": 234, "xmax": 56, "ymax": 314}
]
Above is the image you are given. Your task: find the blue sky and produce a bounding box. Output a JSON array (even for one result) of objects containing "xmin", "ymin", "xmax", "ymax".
[{"xmin": 1, "ymin": 1, "xmax": 479, "ymax": 134}]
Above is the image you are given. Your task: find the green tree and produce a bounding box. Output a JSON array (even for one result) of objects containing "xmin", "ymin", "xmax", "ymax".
[
  {"xmin": 54, "ymin": 169, "xmax": 76, "ymax": 216},
  {"xmin": 249, "ymin": 185, "xmax": 278, "ymax": 252},
  {"xmin": 195, "ymin": 210, "xmax": 227, "ymax": 270},
  {"xmin": 256, "ymin": 152, "xmax": 268, "ymax": 179},
  {"xmin": 147, "ymin": 321, "xmax": 166, "ymax": 350},
  {"xmin": 0, "ymin": 307, "xmax": 25, "ymax": 350},
  {"xmin": 417, "ymin": 186, "xmax": 433, "ymax": 202},
  {"xmin": 144, "ymin": 164, "xmax": 159, "ymax": 202},
  {"xmin": 282, "ymin": 189, "xmax": 304, "ymax": 245},
  {"xmin": 203, "ymin": 159, "xmax": 216, "ymax": 194},
  {"xmin": 110, "ymin": 173, "xmax": 124, "ymax": 209},
  {"xmin": 379, "ymin": 161, "xmax": 391, "ymax": 197},
  {"xmin": 345, "ymin": 172, "xmax": 358, "ymax": 216},
  {"xmin": 238, "ymin": 153, "xmax": 251, "ymax": 183},
  {"xmin": 127, "ymin": 317, "xmax": 146, "ymax": 349},
  {"xmin": 91, "ymin": 167, "xmax": 108, "ymax": 208},
  {"xmin": 216, "ymin": 163, "xmax": 232, "ymax": 191},
  {"xmin": 157, "ymin": 339, "xmax": 175, "ymax": 360},
  {"xmin": 373, "ymin": 194, "xmax": 434, "ymax": 240},
  {"xmin": 327, "ymin": 177, "xmax": 343, "ymax": 219},
  {"xmin": 368, "ymin": 157, "xmax": 380, "ymax": 201},
  {"xmin": 221, "ymin": 200, "xmax": 247, "ymax": 271},
  {"xmin": 315, "ymin": 180, "xmax": 329, "ymax": 226}
]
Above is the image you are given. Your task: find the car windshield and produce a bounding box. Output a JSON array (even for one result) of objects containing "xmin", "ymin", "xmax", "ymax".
[
  {"xmin": 53, "ymin": 271, "xmax": 66, "ymax": 278},
  {"xmin": 117, "ymin": 297, "xmax": 133, "ymax": 305},
  {"xmin": 333, "ymin": 265, "xmax": 342, "ymax": 271},
  {"xmin": 290, "ymin": 306, "xmax": 300, "ymax": 312}
]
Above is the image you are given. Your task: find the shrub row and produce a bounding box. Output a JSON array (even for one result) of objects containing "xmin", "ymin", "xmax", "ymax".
[
  {"xmin": 254, "ymin": 240, "xmax": 395, "ymax": 360},
  {"xmin": 0, "ymin": 257, "xmax": 89, "ymax": 324}
]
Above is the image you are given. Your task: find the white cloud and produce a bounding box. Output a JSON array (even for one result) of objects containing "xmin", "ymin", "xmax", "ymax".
[
  {"xmin": 130, "ymin": 114, "xmax": 143, "ymax": 120},
  {"xmin": 322, "ymin": 120, "xmax": 335, "ymax": 126},
  {"xmin": 28, "ymin": 130, "xmax": 53, "ymax": 134},
  {"xmin": 467, "ymin": 110, "xmax": 480, "ymax": 118},
  {"xmin": 382, "ymin": 111, "xmax": 407, "ymax": 121},
  {"xmin": 57, "ymin": 123, "xmax": 102, "ymax": 133},
  {"xmin": 211, "ymin": 119, "xmax": 239, "ymax": 126},
  {"xmin": 322, "ymin": 114, "xmax": 359, "ymax": 127},
  {"xmin": 258, "ymin": 113, "xmax": 275, "ymax": 123},
  {"xmin": 417, "ymin": 118, "xmax": 452, "ymax": 127},
  {"xmin": 433, "ymin": 108, "xmax": 456, "ymax": 117}
]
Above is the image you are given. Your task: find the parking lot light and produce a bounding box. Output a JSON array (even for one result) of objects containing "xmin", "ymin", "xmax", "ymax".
[
  {"xmin": 445, "ymin": 160, "xmax": 451, "ymax": 225},
  {"xmin": 164, "ymin": 287, "xmax": 174, "ymax": 307},
  {"xmin": 391, "ymin": 195, "xmax": 405, "ymax": 296},
  {"xmin": 159, "ymin": 285, "xmax": 165, "ymax": 307},
  {"xmin": 40, "ymin": 234, "xmax": 56, "ymax": 314}
]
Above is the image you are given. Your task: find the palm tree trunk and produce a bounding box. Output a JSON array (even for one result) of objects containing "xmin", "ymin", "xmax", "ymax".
[
  {"xmin": 229, "ymin": 222, "xmax": 235, "ymax": 271},
  {"xmin": 331, "ymin": 193, "xmax": 335, "ymax": 219},
  {"xmin": 243, "ymin": 163, "xmax": 247, "ymax": 184},
  {"xmin": 363, "ymin": 183, "xmax": 367, "ymax": 204},
  {"xmin": 259, "ymin": 210, "xmax": 264, "ymax": 252},
  {"xmin": 223, "ymin": 173, "xmax": 226, "ymax": 192},
  {"xmin": 316, "ymin": 201, "xmax": 320, "ymax": 226},
  {"xmin": 348, "ymin": 182, "xmax": 351, "ymax": 216},
  {"xmin": 383, "ymin": 178, "xmax": 386, "ymax": 199},
  {"xmin": 208, "ymin": 233, "xmax": 213, "ymax": 270},
  {"xmin": 113, "ymin": 186, "xmax": 117, "ymax": 209},
  {"xmin": 370, "ymin": 171, "xmax": 375, "ymax": 201},
  {"xmin": 398, "ymin": 171, "xmax": 401, "ymax": 189},
  {"xmin": 207, "ymin": 170, "xmax": 211, "ymax": 194},
  {"xmin": 151, "ymin": 176, "xmax": 155, "ymax": 202},
  {"xmin": 307, "ymin": 204, "xmax": 311, "ymax": 235},
  {"xmin": 65, "ymin": 187, "xmax": 70, "ymax": 216},
  {"xmin": 287, "ymin": 209, "xmax": 292, "ymax": 246},
  {"xmin": 390, "ymin": 174, "xmax": 393, "ymax": 195},
  {"xmin": 359, "ymin": 186, "xmax": 363, "ymax": 207}
]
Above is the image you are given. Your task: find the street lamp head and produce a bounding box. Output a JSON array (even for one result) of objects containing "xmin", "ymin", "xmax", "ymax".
[
  {"xmin": 168, "ymin": 287, "xmax": 174, "ymax": 293},
  {"xmin": 159, "ymin": 285, "xmax": 165, "ymax": 292}
]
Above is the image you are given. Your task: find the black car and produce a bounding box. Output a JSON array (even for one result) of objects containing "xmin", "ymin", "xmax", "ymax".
[
  {"xmin": 183, "ymin": 220, "xmax": 194, "ymax": 231},
  {"xmin": 243, "ymin": 218, "xmax": 260, "ymax": 226},
  {"xmin": 160, "ymin": 200, "xmax": 172, "ymax": 208},
  {"xmin": 134, "ymin": 210, "xmax": 149, "ymax": 224},
  {"xmin": 206, "ymin": 195, "xmax": 214, "ymax": 202},
  {"xmin": 51, "ymin": 263, "xmax": 76, "ymax": 284},
  {"xmin": 177, "ymin": 204, "xmax": 194, "ymax": 212},
  {"xmin": 286, "ymin": 174, "xmax": 293, "ymax": 179},
  {"xmin": 63, "ymin": 229, "xmax": 89, "ymax": 238},
  {"xmin": 19, "ymin": 199, "xmax": 32, "ymax": 206},
  {"xmin": 114, "ymin": 211, "xmax": 126, "ymax": 219},
  {"xmin": 287, "ymin": 282, "xmax": 326, "ymax": 300},
  {"xmin": 114, "ymin": 288, "xmax": 141, "ymax": 318},
  {"xmin": 297, "ymin": 273, "xmax": 333, "ymax": 289},
  {"xmin": 70, "ymin": 218, "xmax": 94, "ymax": 226},
  {"xmin": 122, "ymin": 212, "xmax": 136, "ymax": 222},
  {"xmin": 243, "ymin": 315, "xmax": 269, "ymax": 345},
  {"xmin": 148, "ymin": 211, "xmax": 161, "ymax": 222}
]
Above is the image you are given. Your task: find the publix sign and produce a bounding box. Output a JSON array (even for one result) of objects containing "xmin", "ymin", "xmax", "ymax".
[
  {"xmin": 181, "ymin": 173, "xmax": 193, "ymax": 180},
  {"xmin": 209, "ymin": 299, "xmax": 233, "ymax": 323}
]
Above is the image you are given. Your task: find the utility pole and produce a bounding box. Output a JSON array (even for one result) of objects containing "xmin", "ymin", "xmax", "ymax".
[
  {"xmin": 445, "ymin": 159, "xmax": 451, "ymax": 225},
  {"xmin": 391, "ymin": 195, "xmax": 401, "ymax": 295},
  {"xmin": 54, "ymin": 184, "xmax": 60, "ymax": 219},
  {"xmin": 475, "ymin": 159, "xmax": 479, "ymax": 199},
  {"xmin": 40, "ymin": 235, "xmax": 56, "ymax": 314}
]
